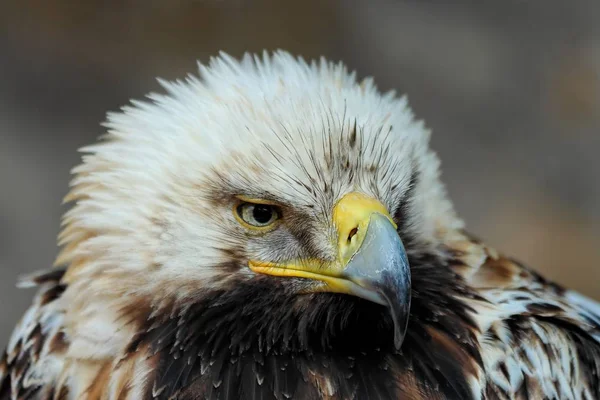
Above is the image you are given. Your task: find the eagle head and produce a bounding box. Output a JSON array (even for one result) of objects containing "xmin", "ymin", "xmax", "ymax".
[{"xmin": 57, "ymin": 51, "xmax": 463, "ymax": 359}]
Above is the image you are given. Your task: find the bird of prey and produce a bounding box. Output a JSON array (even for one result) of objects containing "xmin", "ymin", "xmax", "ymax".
[{"xmin": 1, "ymin": 51, "xmax": 599, "ymax": 400}]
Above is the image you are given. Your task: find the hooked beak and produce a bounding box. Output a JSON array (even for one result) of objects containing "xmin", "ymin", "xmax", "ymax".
[{"xmin": 249, "ymin": 192, "xmax": 411, "ymax": 349}]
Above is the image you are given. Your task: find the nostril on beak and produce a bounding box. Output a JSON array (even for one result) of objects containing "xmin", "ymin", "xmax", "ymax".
[{"xmin": 347, "ymin": 227, "xmax": 359, "ymax": 242}]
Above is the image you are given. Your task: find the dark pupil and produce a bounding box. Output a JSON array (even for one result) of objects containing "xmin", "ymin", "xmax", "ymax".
[{"xmin": 252, "ymin": 205, "xmax": 273, "ymax": 224}]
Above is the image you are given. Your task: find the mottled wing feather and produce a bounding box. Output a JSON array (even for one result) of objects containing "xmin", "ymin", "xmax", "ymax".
[
  {"xmin": 0, "ymin": 268, "xmax": 68, "ymax": 400},
  {"xmin": 456, "ymin": 239, "xmax": 600, "ymax": 399}
]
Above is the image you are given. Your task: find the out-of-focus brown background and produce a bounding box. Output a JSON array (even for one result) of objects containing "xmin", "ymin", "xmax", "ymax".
[{"xmin": 1, "ymin": 0, "xmax": 599, "ymax": 344}]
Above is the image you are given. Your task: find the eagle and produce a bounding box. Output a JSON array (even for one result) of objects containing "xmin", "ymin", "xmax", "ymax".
[{"xmin": 1, "ymin": 51, "xmax": 599, "ymax": 400}]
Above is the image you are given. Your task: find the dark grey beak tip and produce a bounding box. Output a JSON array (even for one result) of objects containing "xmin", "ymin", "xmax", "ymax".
[{"xmin": 375, "ymin": 271, "xmax": 411, "ymax": 350}]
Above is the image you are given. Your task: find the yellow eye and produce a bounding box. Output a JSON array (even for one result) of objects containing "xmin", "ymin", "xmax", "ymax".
[{"xmin": 235, "ymin": 202, "xmax": 281, "ymax": 229}]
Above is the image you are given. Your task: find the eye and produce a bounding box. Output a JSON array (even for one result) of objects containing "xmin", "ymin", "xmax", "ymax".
[{"xmin": 235, "ymin": 202, "xmax": 281, "ymax": 228}]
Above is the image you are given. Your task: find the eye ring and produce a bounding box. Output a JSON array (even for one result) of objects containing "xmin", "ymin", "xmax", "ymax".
[{"xmin": 234, "ymin": 200, "xmax": 281, "ymax": 230}]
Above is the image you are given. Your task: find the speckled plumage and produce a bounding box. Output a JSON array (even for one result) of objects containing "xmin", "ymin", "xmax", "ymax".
[{"xmin": 1, "ymin": 51, "xmax": 599, "ymax": 400}]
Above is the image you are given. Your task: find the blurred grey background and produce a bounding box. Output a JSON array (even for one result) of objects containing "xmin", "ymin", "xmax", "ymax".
[{"xmin": 1, "ymin": 0, "xmax": 599, "ymax": 345}]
